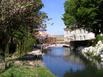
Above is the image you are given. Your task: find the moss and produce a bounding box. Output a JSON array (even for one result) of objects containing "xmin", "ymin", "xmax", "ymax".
[{"xmin": 0, "ymin": 65, "xmax": 55, "ymax": 77}]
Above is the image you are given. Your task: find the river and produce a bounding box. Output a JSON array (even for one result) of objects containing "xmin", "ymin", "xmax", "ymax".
[{"xmin": 43, "ymin": 47, "xmax": 85, "ymax": 77}]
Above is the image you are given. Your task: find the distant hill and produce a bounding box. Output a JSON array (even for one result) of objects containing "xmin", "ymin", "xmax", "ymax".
[
  {"xmin": 48, "ymin": 35, "xmax": 64, "ymax": 38},
  {"xmin": 50, "ymin": 35, "xmax": 64, "ymax": 43}
]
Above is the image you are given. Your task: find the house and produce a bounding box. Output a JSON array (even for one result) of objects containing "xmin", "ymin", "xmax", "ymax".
[{"xmin": 64, "ymin": 28, "xmax": 95, "ymax": 43}]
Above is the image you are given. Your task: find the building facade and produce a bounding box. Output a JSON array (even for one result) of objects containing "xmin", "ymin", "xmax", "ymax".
[{"xmin": 64, "ymin": 28, "xmax": 95, "ymax": 43}]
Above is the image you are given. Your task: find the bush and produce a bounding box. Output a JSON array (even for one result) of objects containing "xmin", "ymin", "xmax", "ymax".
[
  {"xmin": 16, "ymin": 33, "xmax": 37, "ymax": 55},
  {"xmin": 96, "ymin": 35, "xmax": 103, "ymax": 42}
]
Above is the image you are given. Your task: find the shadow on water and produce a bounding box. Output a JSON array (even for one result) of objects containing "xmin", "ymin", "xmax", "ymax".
[
  {"xmin": 64, "ymin": 65, "xmax": 103, "ymax": 77},
  {"xmin": 63, "ymin": 52, "xmax": 103, "ymax": 77}
]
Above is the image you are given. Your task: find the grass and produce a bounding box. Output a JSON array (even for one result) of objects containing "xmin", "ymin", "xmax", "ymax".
[{"xmin": 0, "ymin": 65, "xmax": 55, "ymax": 77}]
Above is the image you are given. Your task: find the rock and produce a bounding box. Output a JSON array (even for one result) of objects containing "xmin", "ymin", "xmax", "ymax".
[
  {"xmin": 100, "ymin": 54, "xmax": 103, "ymax": 58},
  {"xmin": 96, "ymin": 41, "xmax": 102, "ymax": 46},
  {"xmin": 101, "ymin": 58, "xmax": 103, "ymax": 61},
  {"xmin": 14, "ymin": 61, "xmax": 23, "ymax": 66},
  {"xmin": 81, "ymin": 41, "xmax": 103, "ymax": 58},
  {"xmin": 0, "ymin": 62, "xmax": 5, "ymax": 72},
  {"xmin": 29, "ymin": 61, "xmax": 35, "ymax": 66},
  {"xmin": 28, "ymin": 50, "xmax": 42, "ymax": 56},
  {"xmin": 81, "ymin": 41, "xmax": 103, "ymax": 65}
]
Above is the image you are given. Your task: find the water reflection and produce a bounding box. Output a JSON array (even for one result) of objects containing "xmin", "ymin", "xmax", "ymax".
[{"xmin": 43, "ymin": 47, "xmax": 85, "ymax": 77}]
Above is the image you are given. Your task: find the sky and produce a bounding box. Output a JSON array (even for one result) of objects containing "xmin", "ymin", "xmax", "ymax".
[{"xmin": 41, "ymin": 0, "xmax": 65, "ymax": 35}]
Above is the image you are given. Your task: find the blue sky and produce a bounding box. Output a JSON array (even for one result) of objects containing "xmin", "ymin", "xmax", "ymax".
[{"xmin": 41, "ymin": 0, "xmax": 65, "ymax": 35}]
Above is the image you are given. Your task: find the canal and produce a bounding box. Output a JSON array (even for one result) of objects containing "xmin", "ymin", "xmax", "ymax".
[{"xmin": 43, "ymin": 47, "xmax": 85, "ymax": 77}]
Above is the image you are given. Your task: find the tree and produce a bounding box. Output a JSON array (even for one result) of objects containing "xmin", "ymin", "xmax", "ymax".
[
  {"xmin": 0, "ymin": 0, "xmax": 46, "ymax": 58},
  {"xmin": 63, "ymin": 0, "xmax": 103, "ymax": 36}
]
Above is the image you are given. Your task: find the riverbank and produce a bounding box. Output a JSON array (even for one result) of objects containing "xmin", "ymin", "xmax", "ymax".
[
  {"xmin": 77, "ymin": 41, "xmax": 103, "ymax": 69},
  {"xmin": 0, "ymin": 49, "xmax": 55, "ymax": 77},
  {"xmin": 0, "ymin": 64, "xmax": 55, "ymax": 77}
]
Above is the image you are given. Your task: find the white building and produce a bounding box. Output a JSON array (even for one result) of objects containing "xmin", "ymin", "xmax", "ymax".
[{"xmin": 64, "ymin": 28, "xmax": 95, "ymax": 42}]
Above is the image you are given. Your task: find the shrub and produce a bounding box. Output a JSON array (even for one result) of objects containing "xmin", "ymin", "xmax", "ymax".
[{"xmin": 96, "ymin": 35, "xmax": 103, "ymax": 42}]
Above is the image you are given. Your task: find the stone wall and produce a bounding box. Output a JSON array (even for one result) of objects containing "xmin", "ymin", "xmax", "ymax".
[
  {"xmin": 81, "ymin": 41, "xmax": 103, "ymax": 59},
  {"xmin": 80, "ymin": 41, "xmax": 103, "ymax": 69}
]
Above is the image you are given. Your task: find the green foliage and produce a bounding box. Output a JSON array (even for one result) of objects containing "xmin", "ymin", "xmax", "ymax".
[
  {"xmin": 16, "ymin": 33, "xmax": 37, "ymax": 55},
  {"xmin": 23, "ymin": 34, "xmax": 36, "ymax": 52},
  {"xmin": 63, "ymin": 0, "xmax": 103, "ymax": 35},
  {"xmin": 63, "ymin": 13, "xmax": 76, "ymax": 28},
  {"xmin": 0, "ymin": 65, "xmax": 55, "ymax": 77},
  {"xmin": 0, "ymin": 0, "xmax": 47, "ymax": 57},
  {"xmin": 96, "ymin": 35, "xmax": 103, "ymax": 42}
]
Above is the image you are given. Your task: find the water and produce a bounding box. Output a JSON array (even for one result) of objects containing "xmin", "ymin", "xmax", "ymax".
[{"xmin": 43, "ymin": 47, "xmax": 85, "ymax": 77}]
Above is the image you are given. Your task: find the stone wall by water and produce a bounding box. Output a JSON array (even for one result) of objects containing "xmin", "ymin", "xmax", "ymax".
[
  {"xmin": 79, "ymin": 41, "xmax": 103, "ymax": 69},
  {"xmin": 81, "ymin": 41, "xmax": 103, "ymax": 59}
]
